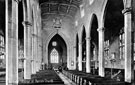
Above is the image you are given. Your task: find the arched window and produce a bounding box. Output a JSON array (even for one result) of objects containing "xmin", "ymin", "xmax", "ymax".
[{"xmin": 50, "ymin": 48, "xmax": 59, "ymax": 63}]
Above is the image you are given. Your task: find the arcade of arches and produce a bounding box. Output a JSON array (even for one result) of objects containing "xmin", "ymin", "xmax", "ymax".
[{"xmin": 1, "ymin": 0, "xmax": 135, "ymax": 85}]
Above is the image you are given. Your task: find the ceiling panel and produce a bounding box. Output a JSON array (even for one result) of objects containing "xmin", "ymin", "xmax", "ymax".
[
  {"xmin": 40, "ymin": 0, "xmax": 82, "ymax": 18},
  {"xmin": 59, "ymin": 5, "xmax": 68, "ymax": 13}
]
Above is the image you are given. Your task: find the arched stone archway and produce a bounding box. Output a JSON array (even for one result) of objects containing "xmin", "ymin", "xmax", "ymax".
[
  {"xmin": 96, "ymin": 0, "xmax": 125, "ymax": 77},
  {"xmin": 47, "ymin": 34, "xmax": 67, "ymax": 70},
  {"xmin": 78, "ymin": 26, "xmax": 86, "ymax": 71},
  {"xmin": 102, "ymin": 0, "xmax": 134, "ymax": 84},
  {"xmin": 81, "ymin": 26, "xmax": 86, "ymax": 72},
  {"xmin": 44, "ymin": 31, "xmax": 70, "ymax": 69},
  {"xmin": 103, "ymin": 0, "xmax": 124, "ymax": 80},
  {"xmin": 90, "ymin": 14, "xmax": 99, "ymax": 74}
]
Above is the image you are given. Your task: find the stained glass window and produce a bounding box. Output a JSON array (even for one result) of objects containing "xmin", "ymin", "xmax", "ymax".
[{"xmin": 50, "ymin": 48, "xmax": 59, "ymax": 63}]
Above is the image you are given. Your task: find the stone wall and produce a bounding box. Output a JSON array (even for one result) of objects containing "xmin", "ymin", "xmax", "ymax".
[{"xmin": 41, "ymin": 14, "xmax": 76, "ymax": 69}]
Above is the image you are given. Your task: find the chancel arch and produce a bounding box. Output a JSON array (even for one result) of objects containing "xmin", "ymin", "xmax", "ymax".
[{"xmin": 47, "ymin": 34, "xmax": 67, "ymax": 70}]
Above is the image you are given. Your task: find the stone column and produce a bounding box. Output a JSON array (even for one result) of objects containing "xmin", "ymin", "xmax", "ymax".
[
  {"xmin": 86, "ymin": 37, "xmax": 91, "ymax": 73},
  {"xmin": 97, "ymin": 27, "xmax": 105, "ymax": 77},
  {"xmin": 32, "ymin": 34, "xmax": 36, "ymax": 74},
  {"xmin": 23, "ymin": 21, "xmax": 32, "ymax": 79},
  {"xmin": 35, "ymin": 25, "xmax": 38, "ymax": 72},
  {"xmin": 78, "ymin": 42, "xmax": 82, "ymax": 71},
  {"xmin": 37, "ymin": 28, "xmax": 41, "ymax": 71},
  {"xmin": 73, "ymin": 46, "xmax": 77, "ymax": 70},
  {"xmin": 6, "ymin": 0, "xmax": 19, "ymax": 84},
  {"xmin": 31, "ymin": 24, "xmax": 36, "ymax": 74},
  {"xmin": 38, "ymin": 32, "xmax": 43, "ymax": 70},
  {"xmin": 31, "ymin": 59, "xmax": 34, "ymax": 74},
  {"xmin": 93, "ymin": 45, "xmax": 98, "ymax": 69},
  {"xmin": 39, "ymin": 44, "xmax": 42, "ymax": 70},
  {"xmin": 39, "ymin": 29, "xmax": 42, "ymax": 71},
  {"xmin": 67, "ymin": 47, "xmax": 70, "ymax": 69},
  {"xmin": 31, "ymin": 34, "xmax": 35, "ymax": 74},
  {"xmin": 36, "ymin": 31, "xmax": 38, "ymax": 72},
  {"xmin": 123, "ymin": 7, "xmax": 134, "ymax": 84},
  {"xmin": 22, "ymin": 0, "xmax": 32, "ymax": 79},
  {"xmin": 31, "ymin": 27, "xmax": 35, "ymax": 74},
  {"xmin": 32, "ymin": 33, "xmax": 37, "ymax": 72},
  {"xmin": 36, "ymin": 27, "xmax": 39, "ymax": 71},
  {"xmin": 31, "ymin": 7, "xmax": 38, "ymax": 73},
  {"xmin": 40, "ymin": 40, "xmax": 43, "ymax": 70},
  {"xmin": 30, "ymin": 26, "xmax": 33, "ymax": 74},
  {"xmin": 37, "ymin": 32, "xmax": 40, "ymax": 72}
]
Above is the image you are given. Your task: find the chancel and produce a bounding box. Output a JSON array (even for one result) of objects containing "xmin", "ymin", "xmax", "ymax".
[{"xmin": 0, "ymin": 0, "xmax": 135, "ymax": 85}]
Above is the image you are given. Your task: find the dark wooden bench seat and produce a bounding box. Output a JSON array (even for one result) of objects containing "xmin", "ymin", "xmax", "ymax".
[
  {"xmin": 63, "ymin": 70, "xmax": 125, "ymax": 85},
  {"xmin": 19, "ymin": 70, "xmax": 64, "ymax": 85}
]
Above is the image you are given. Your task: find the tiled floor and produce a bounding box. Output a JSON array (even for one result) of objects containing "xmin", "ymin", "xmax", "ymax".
[{"xmin": 57, "ymin": 72, "xmax": 76, "ymax": 85}]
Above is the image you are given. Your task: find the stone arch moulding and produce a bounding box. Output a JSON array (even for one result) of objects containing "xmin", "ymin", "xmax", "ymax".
[
  {"xmin": 75, "ymin": 33, "xmax": 79, "ymax": 46},
  {"xmin": 88, "ymin": 13, "xmax": 99, "ymax": 37},
  {"xmin": 79, "ymin": 25, "xmax": 87, "ymax": 43},
  {"xmin": 100, "ymin": 0, "xmax": 108, "ymax": 28},
  {"xmin": 101, "ymin": 0, "xmax": 126, "ymax": 28},
  {"xmin": 44, "ymin": 31, "xmax": 70, "ymax": 65}
]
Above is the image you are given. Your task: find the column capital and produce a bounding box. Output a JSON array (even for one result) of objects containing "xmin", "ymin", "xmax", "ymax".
[
  {"xmin": 79, "ymin": 42, "xmax": 82, "ymax": 45},
  {"xmin": 73, "ymin": 46, "xmax": 76, "ymax": 48},
  {"xmin": 32, "ymin": 33, "xmax": 38, "ymax": 38},
  {"xmin": 122, "ymin": 7, "xmax": 132, "ymax": 14},
  {"xmin": 22, "ymin": 21, "xmax": 32, "ymax": 27},
  {"xmin": 19, "ymin": 57, "xmax": 26, "ymax": 61},
  {"xmin": 97, "ymin": 27, "xmax": 105, "ymax": 32},
  {"xmin": 14, "ymin": 0, "xmax": 21, "ymax": 4},
  {"xmin": 86, "ymin": 37, "xmax": 91, "ymax": 40},
  {"xmin": 31, "ymin": 59, "xmax": 34, "ymax": 62}
]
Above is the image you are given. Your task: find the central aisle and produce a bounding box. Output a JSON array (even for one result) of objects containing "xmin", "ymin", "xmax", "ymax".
[{"xmin": 57, "ymin": 72, "xmax": 76, "ymax": 85}]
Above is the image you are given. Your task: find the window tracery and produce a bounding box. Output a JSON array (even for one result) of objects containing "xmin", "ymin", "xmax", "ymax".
[{"xmin": 50, "ymin": 48, "xmax": 59, "ymax": 63}]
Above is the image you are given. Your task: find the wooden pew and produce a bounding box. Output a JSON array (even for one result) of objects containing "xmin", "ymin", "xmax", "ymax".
[
  {"xmin": 62, "ymin": 70, "xmax": 125, "ymax": 85},
  {"xmin": 19, "ymin": 70, "xmax": 64, "ymax": 85}
]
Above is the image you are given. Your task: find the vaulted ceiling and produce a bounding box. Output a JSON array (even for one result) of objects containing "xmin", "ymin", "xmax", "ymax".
[{"xmin": 39, "ymin": 0, "xmax": 82, "ymax": 18}]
